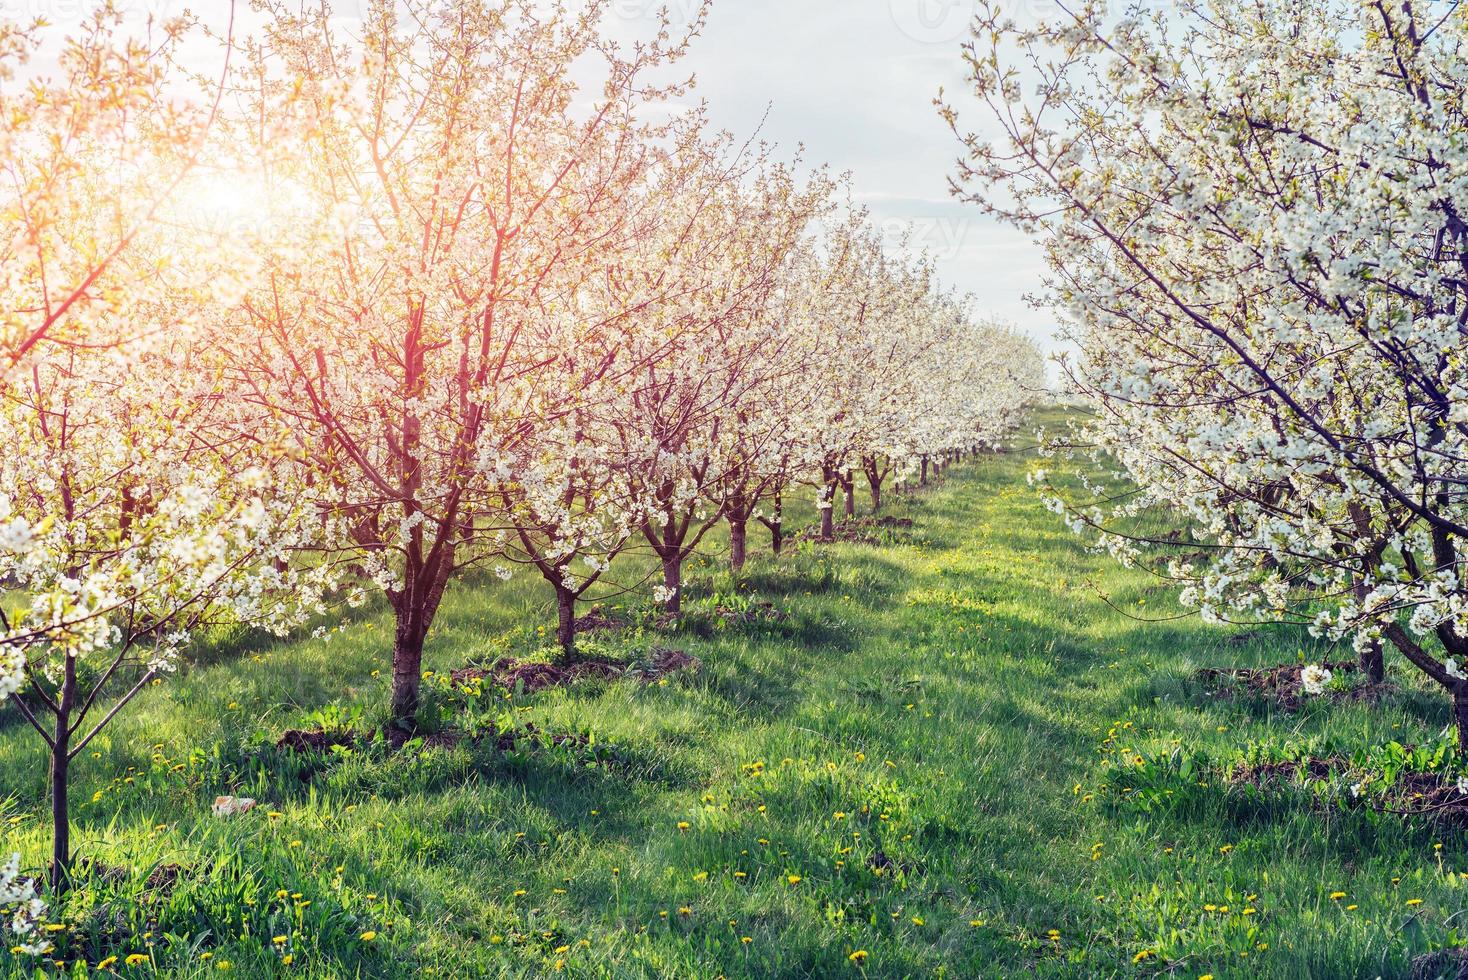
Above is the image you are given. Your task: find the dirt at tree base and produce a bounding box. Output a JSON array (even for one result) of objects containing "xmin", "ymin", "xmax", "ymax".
[
  {"xmin": 573, "ymin": 606, "xmax": 627, "ymax": 634},
  {"xmin": 1228, "ymin": 756, "xmax": 1468, "ymax": 824},
  {"xmin": 795, "ymin": 515, "xmax": 914, "ymax": 545},
  {"xmin": 1195, "ymin": 660, "xmax": 1369, "ymax": 712},
  {"xmin": 1412, "ymin": 948, "xmax": 1468, "ymax": 979}
]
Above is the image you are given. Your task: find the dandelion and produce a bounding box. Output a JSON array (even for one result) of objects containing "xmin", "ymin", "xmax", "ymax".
[
  {"xmin": 849, "ymin": 949, "xmax": 869, "ymax": 964},
  {"xmin": 125, "ymin": 954, "xmax": 149, "ymax": 966},
  {"xmin": 1407, "ymin": 898, "xmax": 1423, "ymax": 906},
  {"xmin": 787, "ymin": 875, "xmax": 802, "ymax": 885},
  {"xmin": 1133, "ymin": 950, "xmax": 1153, "ymax": 964},
  {"xmin": 360, "ymin": 931, "xmax": 376, "ymax": 942},
  {"xmin": 741, "ymin": 936, "xmax": 752, "ymax": 945},
  {"xmin": 1329, "ymin": 891, "xmax": 1346, "ymax": 900},
  {"xmin": 676, "ymin": 821, "xmax": 690, "ymax": 831}
]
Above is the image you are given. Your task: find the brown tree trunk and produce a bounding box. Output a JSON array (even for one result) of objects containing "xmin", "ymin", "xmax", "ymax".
[
  {"xmin": 729, "ymin": 518, "xmax": 748, "ymax": 572},
  {"xmin": 390, "ymin": 616, "xmax": 427, "ymax": 726},
  {"xmin": 820, "ymin": 468, "xmax": 837, "ymax": 539},
  {"xmin": 864, "ymin": 457, "xmax": 883, "ymax": 512},
  {"xmin": 842, "ymin": 473, "xmax": 855, "ymax": 519},
  {"xmin": 1359, "ymin": 638, "xmax": 1385, "ymax": 685},
  {"xmin": 770, "ymin": 493, "xmax": 784, "ymax": 556},
  {"xmin": 662, "ymin": 556, "xmax": 683, "ymax": 614},
  {"xmin": 920, "ymin": 456, "xmax": 928, "ymax": 486},
  {"xmin": 555, "ymin": 583, "xmax": 577, "ymax": 661},
  {"xmin": 1456, "ymin": 685, "xmax": 1468, "ymax": 755},
  {"xmin": 50, "ymin": 656, "xmax": 76, "ymax": 892},
  {"xmin": 760, "ymin": 492, "xmax": 784, "ymax": 555}
]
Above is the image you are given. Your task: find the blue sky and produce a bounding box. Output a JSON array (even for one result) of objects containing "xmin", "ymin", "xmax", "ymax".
[{"xmin": 635, "ymin": 0, "xmax": 1054, "ymax": 354}]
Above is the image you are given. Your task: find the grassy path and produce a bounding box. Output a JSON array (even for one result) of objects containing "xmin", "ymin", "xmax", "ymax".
[{"xmin": 1, "ymin": 415, "xmax": 1459, "ymax": 978}]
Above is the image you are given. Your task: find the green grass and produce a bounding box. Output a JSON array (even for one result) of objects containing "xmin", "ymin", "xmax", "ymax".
[{"xmin": 3, "ymin": 406, "xmax": 1467, "ymax": 978}]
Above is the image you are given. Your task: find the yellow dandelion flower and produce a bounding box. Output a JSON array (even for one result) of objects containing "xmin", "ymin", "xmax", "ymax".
[
  {"xmin": 849, "ymin": 949, "xmax": 869, "ymax": 964},
  {"xmin": 360, "ymin": 931, "xmax": 377, "ymax": 942}
]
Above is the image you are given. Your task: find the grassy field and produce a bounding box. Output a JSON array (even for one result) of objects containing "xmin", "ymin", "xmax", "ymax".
[{"xmin": 3, "ymin": 408, "xmax": 1466, "ymax": 978}]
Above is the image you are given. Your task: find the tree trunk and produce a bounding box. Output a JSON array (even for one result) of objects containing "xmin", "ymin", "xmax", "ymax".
[
  {"xmin": 729, "ymin": 517, "xmax": 748, "ymax": 572},
  {"xmin": 864, "ymin": 457, "xmax": 883, "ymax": 512},
  {"xmin": 1456, "ymin": 685, "xmax": 1468, "ymax": 756},
  {"xmin": 50, "ymin": 657, "xmax": 76, "ymax": 891},
  {"xmin": 769, "ymin": 494, "xmax": 784, "ymax": 556},
  {"xmin": 920, "ymin": 456, "xmax": 928, "ymax": 486},
  {"xmin": 662, "ymin": 555, "xmax": 683, "ymax": 614},
  {"xmin": 820, "ymin": 470, "xmax": 836, "ymax": 539},
  {"xmin": 1359, "ymin": 638, "xmax": 1385, "ymax": 685},
  {"xmin": 555, "ymin": 584, "xmax": 577, "ymax": 661},
  {"xmin": 842, "ymin": 473, "xmax": 855, "ymax": 519},
  {"xmin": 390, "ymin": 616, "xmax": 427, "ymax": 726}
]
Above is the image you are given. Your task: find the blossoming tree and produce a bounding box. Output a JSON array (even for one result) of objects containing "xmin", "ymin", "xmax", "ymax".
[
  {"xmin": 229, "ymin": 0, "xmax": 708, "ymax": 723},
  {"xmin": 948, "ymin": 0, "xmax": 1468, "ymax": 745}
]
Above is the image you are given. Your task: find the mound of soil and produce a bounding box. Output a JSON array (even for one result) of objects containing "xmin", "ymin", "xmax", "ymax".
[
  {"xmin": 450, "ymin": 657, "xmax": 625, "ymax": 694},
  {"xmin": 1228, "ymin": 755, "xmax": 1468, "ymax": 825},
  {"xmin": 1196, "ymin": 660, "xmax": 1363, "ymax": 712},
  {"xmin": 1227, "ymin": 756, "xmax": 1348, "ymax": 787},
  {"xmin": 795, "ymin": 515, "xmax": 915, "ymax": 545},
  {"xmin": 627, "ymin": 647, "xmax": 702, "ymax": 682},
  {"xmin": 573, "ymin": 606, "xmax": 627, "ymax": 634},
  {"xmin": 1412, "ymin": 949, "xmax": 1468, "ymax": 980},
  {"xmin": 276, "ymin": 728, "xmax": 356, "ymax": 752}
]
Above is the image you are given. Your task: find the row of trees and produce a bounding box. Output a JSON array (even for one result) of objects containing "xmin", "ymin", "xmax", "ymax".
[
  {"xmin": 0, "ymin": 1, "xmax": 1040, "ymax": 892},
  {"xmin": 951, "ymin": 1, "xmax": 1468, "ymax": 745}
]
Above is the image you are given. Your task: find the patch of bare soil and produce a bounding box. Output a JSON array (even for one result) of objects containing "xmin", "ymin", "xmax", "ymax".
[
  {"xmin": 275, "ymin": 727, "xmax": 357, "ymax": 752},
  {"xmin": 1196, "ymin": 660, "xmax": 1366, "ymax": 712},
  {"xmin": 450, "ymin": 657, "xmax": 625, "ymax": 694},
  {"xmin": 1412, "ymin": 949, "xmax": 1468, "ymax": 980},
  {"xmin": 573, "ymin": 606, "xmax": 627, "ymax": 634},
  {"xmin": 796, "ymin": 515, "xmax": 915, "ymax": 545},
  {"xmin": 626, "ymin": 646, "xmax": 702, "ymax": 683},
  {"xmin": 1227, "ymin": 756, "xmax": 1349, "ymax": 787},
  {"xmin": 1228, "ymin": 756, "xmax": 1468, "ymax": 825}
]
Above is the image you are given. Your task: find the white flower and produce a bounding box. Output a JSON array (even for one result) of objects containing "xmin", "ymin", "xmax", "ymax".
[
  {"xmin": 1300, "ymin": 664, "xmax": 1332, "ymax": 696},
  {"xmin": 0, "ymin": 853, "xmax": 49, "ymax": 956},
  {"xmin": 1457, "ymin": 776, "xmax": 1468, "ymax": 796},
  {"xmin": 1448, "ymin": 659, "xmax": 1467, "ymax": 681}
]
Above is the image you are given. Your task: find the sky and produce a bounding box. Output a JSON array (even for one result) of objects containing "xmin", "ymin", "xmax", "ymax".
[
  {"xmin": 629, "ymin": 0, "xmax": 1057, "ymax": 357},
  {"xmin": 6, "ymin": 0, "xmax": 1058, "ymax": 360}
]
